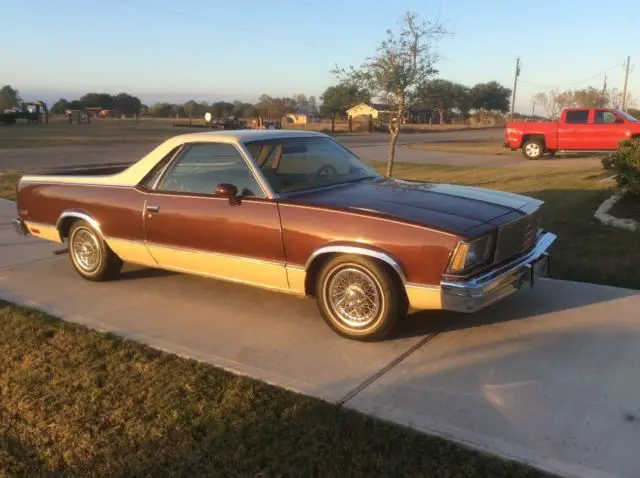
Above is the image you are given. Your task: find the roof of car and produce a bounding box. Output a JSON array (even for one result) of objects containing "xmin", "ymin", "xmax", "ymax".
[{"xmin": 171, "ymin": 129, "xmax": 327, "ymax": 144}]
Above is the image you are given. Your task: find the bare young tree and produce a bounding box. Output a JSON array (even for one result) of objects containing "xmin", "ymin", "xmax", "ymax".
[
  {"xmin": 533, "ymin": 90, "xmax": 561, "ymax": 119},
  {"xmin": 608, "ymin": 88, "xmax": 636, "ymax": 109},
  {"xmin": 534, "ymin": 89, "xmax": 580, "ymax": 119},
  {"xmin": 335, "ymin": 12, "xmax": 446, "ymax": 177}
]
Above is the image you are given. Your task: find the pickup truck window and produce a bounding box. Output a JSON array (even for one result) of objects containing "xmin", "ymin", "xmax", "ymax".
[
  {"xmin": 156, "ymin": 143, "xmax": 263, "ymax": 197},
  {"xmin": 565, "ymin": 110, "xmax": 589, "ymax": 124},
  {"xmin": 594, "ymin": 110, "xmax": 620, "ymax": 124}
]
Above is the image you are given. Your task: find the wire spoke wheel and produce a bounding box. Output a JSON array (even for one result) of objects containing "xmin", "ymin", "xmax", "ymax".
[
  {"xmin": 71, "ymin": 228, "xmax": 102, "ymax": 273},
  {"xmin": 327, "ymin": 267, "xmax": 382, "ymax": 328}
]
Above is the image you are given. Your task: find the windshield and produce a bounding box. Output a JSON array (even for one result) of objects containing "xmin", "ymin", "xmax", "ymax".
[
  {"xmin": 244, "ymin": 136, "xmax": 379, "ymax": 195},
  {"xmin": 616, "ymin": 109, "xmax": 638, "ymax": 122}
]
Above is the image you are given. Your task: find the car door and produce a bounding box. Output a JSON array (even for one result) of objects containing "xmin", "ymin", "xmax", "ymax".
[
  {"xmin": 591, "ymin": 109, "xmax": 627, "ymax": 149},
  {"xmin": 557, "ymin": 109, "xmax": 590, "ymax": 150},
  {"xmin": 142, "ymin": 141, "xmax": 289, "ymax": 291}
]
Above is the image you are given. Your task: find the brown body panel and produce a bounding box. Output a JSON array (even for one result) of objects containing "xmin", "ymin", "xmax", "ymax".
[
  {"xmin": 18, "ymin": 183, "xmax": 146, "ymax": 241},
  {"xmin": 143, "ymin": 193, "xmax": 285, "ymax": 263},
  {"xmin": 279, "ymin": 203, "xmax": 459, "ymax": 285}
]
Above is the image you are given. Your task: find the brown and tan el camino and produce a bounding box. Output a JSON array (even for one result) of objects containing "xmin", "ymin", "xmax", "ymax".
[{"xmin": 13, "ymin": 130, "xmax": 556, "ymax": 341}]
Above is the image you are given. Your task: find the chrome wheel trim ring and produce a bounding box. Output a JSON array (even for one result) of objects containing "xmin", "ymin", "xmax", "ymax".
[
  {"xmin": 71, "ymin": 227, "xmax": 102, "ymax": 274},
  {"xmin": 525, "ymin": 143, "xmax": 540, "ymax": 157},
  {"xmin": 325, "ymin": 266, "xmax": 383, "ymax": 329}
]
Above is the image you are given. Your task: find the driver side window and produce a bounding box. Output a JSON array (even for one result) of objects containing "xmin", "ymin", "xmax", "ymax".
[
  {"xmin": 157, "ymin": 143, "xmax": 264, "ymax": 197},
  {"xmin": 594, "ymin": 110, "xmax": 620, "ymax": 124}
]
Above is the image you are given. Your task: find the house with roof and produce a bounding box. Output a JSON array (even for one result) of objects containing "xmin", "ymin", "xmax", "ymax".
[
  {"xmin": 346, "ymin": 102, "xmax": 394, "ymax": 120},
  {"xmin": 286, "ymin": 104, "xmax": 320, "ymax": 125}
]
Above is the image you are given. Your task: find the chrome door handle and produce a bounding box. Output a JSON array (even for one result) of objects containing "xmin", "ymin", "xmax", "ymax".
[{"xmin": 146, "ymin": 204, "xmax": 160, "ymax": 213}]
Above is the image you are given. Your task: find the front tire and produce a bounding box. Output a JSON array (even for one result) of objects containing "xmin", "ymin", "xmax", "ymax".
[
  {"xmin": 68, "ymin": 220, "xmax": 122, "ymax": 281},
  {"xmin": 315, "ymin": 255, "xmax": 405, "ymax": 341},
  {"xmin": 521, "ymin": 138, "xmax": 545, "ymax": 160}
]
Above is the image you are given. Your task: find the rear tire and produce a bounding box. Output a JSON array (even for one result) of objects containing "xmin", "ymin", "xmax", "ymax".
[
  {"xmin": 521, "ymin": 138, "xmax": 545, "ymax": 160},
  {"xmin": 68, "ymin": 220, "xmax": 122, "ymax": 281},
  {"xmin": 315, "ymin": 254, "xmax": 405, "ymax": 341}
]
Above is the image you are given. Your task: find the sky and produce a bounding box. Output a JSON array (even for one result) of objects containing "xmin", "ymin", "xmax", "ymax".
[{"xmin": 3, "ymin": 0, "xmax": 638, "ymax": 113}]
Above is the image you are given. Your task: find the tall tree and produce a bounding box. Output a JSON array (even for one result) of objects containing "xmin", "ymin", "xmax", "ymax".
[
  {"xmin": 51, "ymin": 98, "xmax": 71, "ymax": 114},
  {"xmin": 308, "ymin": 95, "xmax": 318, "ymax": 113},
  {"xmin": 80, "ymin": 93, "xmax": 114, "ymax": 109},
  {"xmin": 183, "ymin": 100, "xmax": 199, "ymax": 117},
  {"xmin": 294, "ymin": 94, "xmax": 309, "ymax": 108},
  {"xmin": 320, "ymin": 83, "xmax": 371, "ymax": 117},
  {"xmin": 470, "ymin": 81, "xmax": 511, "ymax": 113},
  {"xmin": 413, "ymin": 79, "xmax": 458, "ymax": 124},
  {"xmin": 335, "ymin": 12, "xmax": 445, "ymax": 177},
  {"xmin": 0, "ymin": 85, "xmax": 21, "ymax": 111},
  {"xmin": 573, "ymin": 86, "xmax": 607, "ymax": 108},
  {"xmin": 113, "ymin": 93, "xmax": 141, "ymax": 115},
  {"xmin": 453, "ymin": 83, "xmax": 472, "ymax": 120},
  {"xmin": 211, "ymin": 101, "xmax": 235, "ymax": 118}
]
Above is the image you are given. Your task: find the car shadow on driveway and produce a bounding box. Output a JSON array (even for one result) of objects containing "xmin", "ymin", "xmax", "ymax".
[{"xmin": 394, "ymin": 278, "xmax": 638, "ymax": 340}]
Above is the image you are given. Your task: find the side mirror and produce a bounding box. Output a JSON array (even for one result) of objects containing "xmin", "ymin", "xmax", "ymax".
[
  {"xmin": 615, "ymin": 118, "xmax": 625, "ymax": 124},
  {"xmin": 215, "ymin": 183, "xmax": 240, "ymax": 205}
]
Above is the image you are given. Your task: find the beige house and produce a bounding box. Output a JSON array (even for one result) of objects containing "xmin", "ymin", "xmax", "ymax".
[
  {"xmin": 286, "ymin": 105, "xmax": 320, "ymax": 125},
  {"xmin": 346, "ymin": 102, "xmax": 393, "ymax": 120}
]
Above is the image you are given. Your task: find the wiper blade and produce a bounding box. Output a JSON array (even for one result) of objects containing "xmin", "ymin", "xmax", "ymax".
[{"xmin": 340, "ymin": 176, "xmax": 378, "ymax": 185}]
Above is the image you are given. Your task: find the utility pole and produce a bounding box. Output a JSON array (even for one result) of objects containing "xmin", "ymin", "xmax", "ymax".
[
  {"xmin": 601, "ymin": 74, "xmax": 608, "ymax": 105},
  {"xmin": 510, "ymin": 57, "xmax": 521, "ymax": 120},
  {"xmin": 621, "ymin": 56, "xmax": 631, "ymax": 111}
]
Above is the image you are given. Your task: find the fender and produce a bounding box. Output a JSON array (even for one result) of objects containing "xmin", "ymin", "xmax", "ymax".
[{"xmin": 304, "ymin": 244, "xmax": 406, "ymax": 283}]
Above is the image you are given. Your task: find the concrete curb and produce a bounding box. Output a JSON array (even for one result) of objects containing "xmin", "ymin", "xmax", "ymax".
[{"xmin": 593, "ymin": 189, "xmax": 639, "ymax": 232}]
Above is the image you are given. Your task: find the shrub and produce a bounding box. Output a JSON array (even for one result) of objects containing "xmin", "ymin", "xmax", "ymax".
[{"xmin": 602, "ymin": 138, "xmax": 640, "ymax": 196}]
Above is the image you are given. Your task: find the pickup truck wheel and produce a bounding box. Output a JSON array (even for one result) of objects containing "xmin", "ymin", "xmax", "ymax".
[
  {"xmin": 68, "ymin": 220, "xmax": 122, "ymax": 281},
  {"xmin": 315, "ymin": 255, "xmax": 404, "ymax": 341},
  {"xmin": 522, "ymin": 139, "xmax": 545, "ymax": 160}
]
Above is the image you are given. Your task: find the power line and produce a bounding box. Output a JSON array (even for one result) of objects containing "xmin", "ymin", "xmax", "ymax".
[
  {"xmin": 519, "ymin": 61, "xmax": 625, "ymax": 90},
  {"xmin": 112, "ymin": 0, "xmax": 359, "ymax": 55}
]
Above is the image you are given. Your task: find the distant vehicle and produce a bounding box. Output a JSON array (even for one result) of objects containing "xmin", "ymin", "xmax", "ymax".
[
  {"xmin": 0, "ymin": 101, "xmax": 48, "ymax": 125},
  {"xmin": 13, "ymin": 130, "xmax": 555, "ymax": 341},
  {"xmin": 505, "ymin": 108, "xmax": 640, "ymax": 159}
]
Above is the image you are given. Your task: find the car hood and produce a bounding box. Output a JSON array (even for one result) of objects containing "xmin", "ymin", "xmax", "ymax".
[{"xmin": 281, "ymin": 178, "xmax": 542, "ymax": 236}]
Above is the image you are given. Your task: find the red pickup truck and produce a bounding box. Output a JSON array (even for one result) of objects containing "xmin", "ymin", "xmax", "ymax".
[{"xmin": 505, "ymin": 108, "xmax": 640, "ymax": 159}]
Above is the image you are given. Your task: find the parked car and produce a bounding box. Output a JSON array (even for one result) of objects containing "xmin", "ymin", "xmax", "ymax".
[
  {"xmin": 505, "ymin": 107, "xmax": 640, "ymax": 159},
  {"xmin": 13, "ymin": 131, "xmax": 556, "ymax": 341}
]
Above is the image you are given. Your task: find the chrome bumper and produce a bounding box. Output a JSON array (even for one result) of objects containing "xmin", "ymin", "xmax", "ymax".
[
  {"xmin": 12, "ymin": 218, "xmax": 29, "ymax": 236},
  {"xmin": 441, "ymin": 232, "xmax": 556, "ymax": 313}
]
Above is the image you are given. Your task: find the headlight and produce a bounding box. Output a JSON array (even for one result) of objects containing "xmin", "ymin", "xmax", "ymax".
[{"xmin": 447, "ymin": 235, "xmax": 494, "ymax": 274}]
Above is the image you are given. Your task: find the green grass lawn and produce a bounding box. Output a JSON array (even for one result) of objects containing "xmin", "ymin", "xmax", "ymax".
[
  {"xmin": 0, "ymin": 301, "xmax": 551, "ymax": 477},
  {"xmin": 406, "ymin": 140, "xmax": 514, "ymax": 156}
]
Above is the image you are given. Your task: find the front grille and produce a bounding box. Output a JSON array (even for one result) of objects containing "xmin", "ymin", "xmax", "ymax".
[{"xmin": 494, "ymin": 209, "xmax": 541, "ymax": 264}]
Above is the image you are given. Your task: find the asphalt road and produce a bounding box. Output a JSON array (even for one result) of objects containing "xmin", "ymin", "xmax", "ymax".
[
  {"xmin": 0, "ymin": 128, "xmax": 601, "ymax": 171},
  {"xmin": 2, "ymin": 198, "xmax": 638, "ymax": 478},
  {"xmin": 0, "ymin": 129, "xmax": 503, "ymax": 172}
]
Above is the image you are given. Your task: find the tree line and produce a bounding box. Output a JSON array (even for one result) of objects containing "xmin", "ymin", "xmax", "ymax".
[
  {"xmin": 42, "ymin": 82, "xmax": 510, "ymax": 122},
  {"xmin": 321, "ymin": 79, "xmax": 511, "ymax": 123},
  {"xmin": 534, "ymin": 86, "xmax": 638, "ymax": 120}
]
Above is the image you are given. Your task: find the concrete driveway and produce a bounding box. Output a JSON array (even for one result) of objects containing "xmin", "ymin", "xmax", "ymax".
[{"xmin": 1, "ymin": 198, "xmax": 638, "ymax": 478}]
